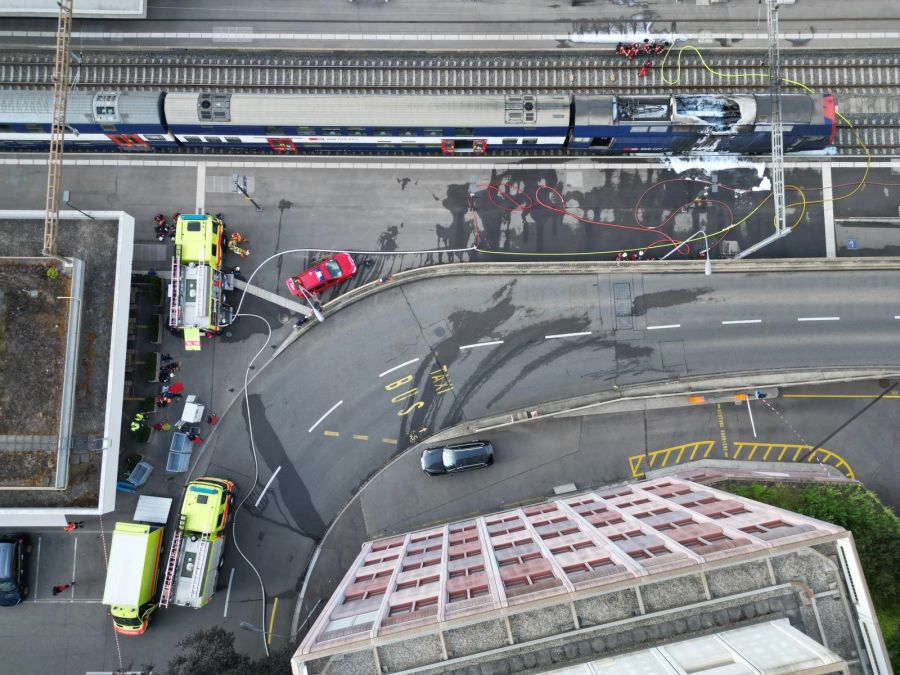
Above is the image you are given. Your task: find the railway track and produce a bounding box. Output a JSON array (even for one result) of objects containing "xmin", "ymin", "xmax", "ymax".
[{"xmin": 1, "ymin": 50, "xmax": 899, "ymax": 95}]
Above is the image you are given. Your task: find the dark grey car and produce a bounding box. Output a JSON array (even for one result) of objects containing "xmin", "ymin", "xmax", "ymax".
[
  {"xmin": 421, "ymin": 441, "xmax": 494, "ymax": 476},
  {"xmin": 0, "ymin": 533, "xmax": 30, "ymax": 607}
]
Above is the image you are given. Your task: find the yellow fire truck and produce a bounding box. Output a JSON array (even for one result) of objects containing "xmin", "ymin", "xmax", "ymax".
[{"xmin": 168, "ymin": 214, "xmax": 234, "ymax": 351}]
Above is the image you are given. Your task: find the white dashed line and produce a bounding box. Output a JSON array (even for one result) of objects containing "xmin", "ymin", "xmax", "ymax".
[
  {"xmin": 460, "ymin": 340, "xmax": 504, "ymax": 350},
  {"xmin": 721, "ymin": 319, "xmax": 762, "ymax": 325},
  {"xmin": 308, "ymin": 400, "xmax": 343, "ymax": 433},
  {"xmin": 895, "ymin": 316, "xmax": 900, "ymax": 320},
  {"xmin": 797, "ymin": 316, "xmax": 840, "ymax": 322},
  {"xmin": 254, "ymin": 465, "xmax": 282, "ymax": 507},
  {"xmin": 378, "ymin": 358, "xmax": 419, "ymax": 378},
  {"xmin": 545, "ymin": 331, "xmax": 592, "ymax": 339},
  {"xmin": 647, "ymin": 324, "xmax": 681, "ymax": 330}
]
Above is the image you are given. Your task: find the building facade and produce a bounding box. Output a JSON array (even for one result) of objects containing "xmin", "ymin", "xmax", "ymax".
[{"xmin": 293, "ymin": 477, "xmax": 892, "ymax": 675}]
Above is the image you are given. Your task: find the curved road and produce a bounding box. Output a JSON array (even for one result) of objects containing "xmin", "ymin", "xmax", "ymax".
[{"xmin": 203, "ymin": 266, "xmax": 900, "ymax": 616}]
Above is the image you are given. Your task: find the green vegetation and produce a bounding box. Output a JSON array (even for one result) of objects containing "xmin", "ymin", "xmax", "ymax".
[
  {"xmin": 46, "ymin": 266, "xmax": 59, "ymax": 280},
  {"xmin": 167, "ymin": 627, "xmax": 295, "ymax": 675},
  {"xmin": 143, "ymin": 354, "xmax": 158, "ymax": 382},
  {"xmin": 148, "ymin": 314, "xmax": 160, "ymax": 342},
  {"xmin": 727, "ymin": 482, "xmax": 900, "ymax": 666}
]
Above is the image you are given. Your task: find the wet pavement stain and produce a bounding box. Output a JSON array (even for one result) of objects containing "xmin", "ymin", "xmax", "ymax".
[
  {"xmin": 242, "ymin": 393, "xmax": 326, "ymax": 543},
  {"xmin": 632, "ymin": 287, "xmax": 715, "ymax": 316}
]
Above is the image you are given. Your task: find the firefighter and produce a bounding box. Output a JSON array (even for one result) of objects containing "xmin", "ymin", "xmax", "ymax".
[{"xmin": 639, "ymin": 60, "xmax": 653, "ymax": 78}]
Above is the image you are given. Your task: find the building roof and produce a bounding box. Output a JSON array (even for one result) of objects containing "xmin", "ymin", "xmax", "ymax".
[
  {"xmin": 293, "ymin": 477, "xmax": 888, "ymax": 675},
  {"xmin": 550, "ymin": 619, "xmax": 846, "ymax": 675}
]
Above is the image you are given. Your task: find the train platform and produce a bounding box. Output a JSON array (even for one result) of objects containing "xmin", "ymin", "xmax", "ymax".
[{"xmin": 0, "ymin": 153, "xmax": 897, "ymax": 265}]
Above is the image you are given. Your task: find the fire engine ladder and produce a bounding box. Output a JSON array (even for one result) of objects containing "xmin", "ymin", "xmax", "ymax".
[
  {"xmin": 168, "ymin": 246, "xmax": 182, "ymax": 328},
  {"xmin": 188, "ymin": 531, "xmax": 211, "ymax": 600},
  {"xmin": 158, "ymin": 518, "xmax": 185, "ymax": 608}
]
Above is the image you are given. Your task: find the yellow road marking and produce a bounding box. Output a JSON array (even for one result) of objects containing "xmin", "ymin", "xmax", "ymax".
[
  {"xmin": 716, "ymin": 403, "xmax": 730, "ymax": 457},
  {"xmin": 353, "ymin": 434, "xmax": 369, "ymax": 441},
  {"xmin": 730, "ymin": 441, "xmax": 854, "ymax": 479},
  {"xmin": 267, "ymin": 596, "xmax": 278, "ymax": 646},
  {"xmin": 627, "ymin": 441, "xmax": 716, "ymax": 478},
  {"xmin": 382, "ymin": 438, "xmax": 397, "ymax": 445},
  {"xmin": 629, "ymin": 455, "xmax": 646, "ymax": 478},
  {"xmin": 324, "ymin": 430, "xmax": 340, "ymax": 437}
]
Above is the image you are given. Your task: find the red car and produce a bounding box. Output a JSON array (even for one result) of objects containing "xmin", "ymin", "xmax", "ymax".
[{"xmin": 286, "ymin": 252, "xmax": 357, "ymax": 297}]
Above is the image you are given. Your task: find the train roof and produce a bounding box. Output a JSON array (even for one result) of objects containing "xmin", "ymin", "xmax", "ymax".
[
  {"xmin": 574, "ymin": 93, "xmax": 824, "ymax": 130},
  {"xmin": 163, "ymin": 93, "xmax": 572, "ymax": 128},
  {"xmin": 0, "ymin": 90, "xmax": 162, "ymax": 125}
]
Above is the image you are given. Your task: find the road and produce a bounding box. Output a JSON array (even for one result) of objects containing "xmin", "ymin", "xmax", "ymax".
[{"xmin": 188, "ymin": 266, "xmax": 900, "ymax": 647}]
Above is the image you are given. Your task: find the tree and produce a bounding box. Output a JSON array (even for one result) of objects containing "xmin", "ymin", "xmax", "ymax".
[
  {"xmin": 167, "ymin": 627, "xmax": 249, "ymax": 675},
  {"xmin": 231, "ymin": 643, "xmax": 296, "ymax": 675}
]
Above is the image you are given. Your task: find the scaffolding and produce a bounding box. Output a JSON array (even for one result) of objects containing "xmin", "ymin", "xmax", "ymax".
[{"xmin": 43, "ymin": 0, "xmax": 74, "ymax": 258}]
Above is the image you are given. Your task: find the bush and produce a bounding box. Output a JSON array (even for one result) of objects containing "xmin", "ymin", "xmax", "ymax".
[
  {"xmin": 46, "ymin": 266, "xmax": 59, "ymax": 280},
  {"xmin": 149, "ymin": 276, "xmax": 163, "ymax": 305},
  {"xmin": 725, "ymin": 482, "xmax": 900, "ymax": 666},
  {"xmin": 134, "ymin": 425, "xmax": 151, "ymax": 443},
  {"xmin": 143, "ymin": 354, "xmax": 158, "ymax": 382},
  {"xmin": 148, "ymin": 314, "xmax": 160, "ymax": 341}
]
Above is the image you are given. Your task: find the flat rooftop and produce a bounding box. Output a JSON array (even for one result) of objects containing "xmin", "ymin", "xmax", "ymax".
[
  {"xmin": 0, "ymin": 217, "xmax": 118, "ymax": 506},
  {"xmin": 0, "ymin": 0, "xmax": 145, "ymax": 18}
]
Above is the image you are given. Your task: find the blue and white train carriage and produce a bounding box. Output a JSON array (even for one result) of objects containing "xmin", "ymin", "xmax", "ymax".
[
  {"xmin": 0, "ymin": 90, "xmax": 174, "ymax": 150},
  {"xmin": 162, "ymin": 92, "xmax": 573, "ymax": 153},
  {"xmin": 570, "ymin": 93, "xmax": 836, "ymax": 154}
]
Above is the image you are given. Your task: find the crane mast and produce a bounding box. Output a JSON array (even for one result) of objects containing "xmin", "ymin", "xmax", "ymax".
[
  {"xmin": 43, "ymin": 0, "xmax": 74, "ymax": 258},
  {"xmin": 767, "ymin": 0, "xmax": 786, "ymax": 235}
]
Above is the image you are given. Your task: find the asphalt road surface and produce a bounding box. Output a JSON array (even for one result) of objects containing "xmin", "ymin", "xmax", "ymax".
[{"xmin": 200, "ymin": 267, "xmax": 900, "ymax": 634}]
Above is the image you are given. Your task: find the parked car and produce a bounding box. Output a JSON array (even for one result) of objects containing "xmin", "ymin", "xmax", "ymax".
[
  {"xmin": 421, "ymin": 441, "xmax": 494, "ymax": 476},
  {"xmin": 285, "ymin": 252, "xmax": 357, "ymax": 297},
  {"xmin": 0, "ymin": 533, "xmax": 31, "ymax": 606}
]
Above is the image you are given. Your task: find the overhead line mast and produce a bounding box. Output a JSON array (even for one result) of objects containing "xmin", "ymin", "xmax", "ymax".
[
  {"xmin": 43, "ymin": 0, "xmax": 74, "ymax": 258},
  {"xmin": 767, "ymin": 0, "xmax": 786, "ymax": 236},
  {"xmin": 736, "ymin": 0, "xmax": 787, "ymax": 259}
]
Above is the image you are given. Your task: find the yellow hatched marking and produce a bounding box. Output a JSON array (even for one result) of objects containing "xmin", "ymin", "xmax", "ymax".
[
  {"xmin": 629, "ymin": 455, "xmax": 646, "ymax": 478},
  {"xmin": 627, "ymin": 441, "xmax": 716, "ymax": 479},
  {"xmin": 731, "ymin": 441, "xmax": 855, "ymax": 479},
  {"xmin": 324, "ymin": 430, "xmax": 340, "ymax": 437},
  {"xmin": 353, "ymin": 434, "xmax": 369, "ymax": 441}
]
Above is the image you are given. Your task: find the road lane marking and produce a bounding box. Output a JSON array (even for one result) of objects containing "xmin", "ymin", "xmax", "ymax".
[
  {"xmin": 71, "ymin": 536, "xmax": 78, "ymax": 598},
  {"xmin": 268, "ymin": 596, "xmax": 278, "ymax": 646},
  {"xmin": 254, "ymin": 466, "xmax": 281, "ymax": 508},
  {"xmin": 545, "ymin": 331, "xmax": 592, "ymax": 339},
  {"xmin": 196, "ymin": 163, "xmax": 206, "ymax": 212},
  {"xmin": 353, "ymin": 434, "xmax": 369, "ymax": 441},
  {"xmin": 382, "ymin": 438, "xmax": 397, "ymax": 445},
  {"xmin": 797, "ymin": 316, "xmax": 840, "ymax": 322},
  {"xmin": 716, "ymin": 403, "xmax": 730, "ymax": 456},
  {"xmin": 460, "ymin": 340, "xmax": 504, "ymax": 349},
  {"xmin": 308, "ymin": 400, "xmax": 343, "ymax": 432},
  {"xmin": 379, "ymin": 358, "xmax": 419, "ymax": 378},
  {"xmin": 223, "ymin": 568, "xmax": 235, "ymax": 618},
  {"xmin": 34, "ymin": 536, "xmax": 41, "ymax": 600},
  {"xmin": 895, "ymin": 316, "xmax": 900, "ymax": 320},
  {"xmin": 721, "ymin": 319, "xmax": 762, "ymax": 325},
  {"xmin": 647, "ymin": 324, "xmax": 681, "ymax": 330},
  {"xmin": 323, "ymin": 430, "xmax": 340, "ymax": 437}
]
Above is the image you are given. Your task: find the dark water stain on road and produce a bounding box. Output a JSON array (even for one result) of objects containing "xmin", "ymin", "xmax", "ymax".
[{"xmin": 242, "ymin": 393, "xmax": 326, "ymax": 544}]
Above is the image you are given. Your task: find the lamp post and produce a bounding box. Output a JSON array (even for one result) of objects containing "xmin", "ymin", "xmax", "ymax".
[
  {"xmin": 661, "ymin": 228, "xmax": 712, "ymax": 276},
  {"xmin": 61, "ymin": 190, "xmax": 95, "ymax": 221}
]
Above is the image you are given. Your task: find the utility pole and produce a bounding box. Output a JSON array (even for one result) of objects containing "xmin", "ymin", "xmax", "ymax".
[
  {"xmin": 736, "ymin": 0, "xmax": 787, "ymax": 259},
  {"xmin": 43, "ymin": 0, "xmax": 74, "ymax": 258},
  {"xmin": 767, "ymin": 0, "xmax": 786, "ymax": 236}
]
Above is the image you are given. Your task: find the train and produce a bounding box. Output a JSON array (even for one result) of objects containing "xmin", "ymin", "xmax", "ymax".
[{"xmin": 0, "ymin": 89, "xmax": 836, "ymax": 155}]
